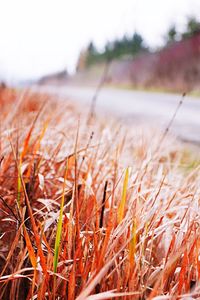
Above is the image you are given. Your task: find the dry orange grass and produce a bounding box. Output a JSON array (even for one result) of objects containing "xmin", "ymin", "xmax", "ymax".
[{"xmin": 0, "ymin": 86, "xmax": 200, "ymax": 299}]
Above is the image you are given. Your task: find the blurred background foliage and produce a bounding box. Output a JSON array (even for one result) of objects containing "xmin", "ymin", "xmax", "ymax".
[{"xmin": 77, "ymin": 16, "xmax": 200, "ymax": 71}]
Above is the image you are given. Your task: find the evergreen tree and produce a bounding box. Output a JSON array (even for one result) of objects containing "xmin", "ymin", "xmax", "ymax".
[
  {"xmin": 166, "ymin": 25, "xmax": 177, "ymax": 44},
  {"xmin": 78, "ymin": 31, "xmax": 148, "ymax": 69},
  {"xmin": 182, "ymin": 17, "xmax": 200, "ymax": 39}
]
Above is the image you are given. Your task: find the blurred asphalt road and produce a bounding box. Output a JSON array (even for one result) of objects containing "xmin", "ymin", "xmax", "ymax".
[{"xmin": 37, "ymin": 85, "xmax": 200, "ymax": 145}]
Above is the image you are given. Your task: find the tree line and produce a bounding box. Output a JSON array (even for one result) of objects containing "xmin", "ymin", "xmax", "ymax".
[
  {"xmin": 166, "ymin": 16, "xmax": 200, "ymax": 44},
  {"xmin": 76, "ymin": 16, "xmax": 200, "ymax": 71}
]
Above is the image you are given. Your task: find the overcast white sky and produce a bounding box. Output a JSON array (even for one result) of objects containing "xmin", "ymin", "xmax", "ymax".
[{"xmin": 0, "ymin": 0, "xmax": 200, "ymax": 81}]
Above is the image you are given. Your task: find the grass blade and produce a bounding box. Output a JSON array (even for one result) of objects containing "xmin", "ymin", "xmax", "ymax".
[
  {"xmin": 117, "ymin": 167, "xmax": 130, "ymax": 224},
  {"xmin": 53, "ymin": 160, "xmax": 68, "ymax": 273}
]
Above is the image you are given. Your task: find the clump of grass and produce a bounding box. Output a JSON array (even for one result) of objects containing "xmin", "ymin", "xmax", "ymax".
[{"xmin": 0, "ymin": 86, "xmax": 200, "ymax": 299}]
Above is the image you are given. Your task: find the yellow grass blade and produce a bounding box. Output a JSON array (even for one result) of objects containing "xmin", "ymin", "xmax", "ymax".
[
  {"xmin": 117, "ymin": 167, "xmax": 130, "ymax": 223},
  {"xmin": 129, "ymin": 218, "xmax": 137, "ymax": 267}
]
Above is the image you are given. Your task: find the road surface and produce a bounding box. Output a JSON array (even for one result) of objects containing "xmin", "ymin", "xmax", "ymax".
[{"xmin": 38, "ymin": 85, "xmax": 200, "ymax": 145}]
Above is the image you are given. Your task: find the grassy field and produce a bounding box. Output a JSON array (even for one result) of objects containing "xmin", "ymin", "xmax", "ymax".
[{"xmin": 0, "ymin": 86, "xmax": 200, "ymax": 299}]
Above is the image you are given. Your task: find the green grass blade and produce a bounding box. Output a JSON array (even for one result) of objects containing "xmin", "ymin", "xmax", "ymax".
[{"xmin": 53, "ymin": 160, "xmax": 68, "ymax": 273}]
